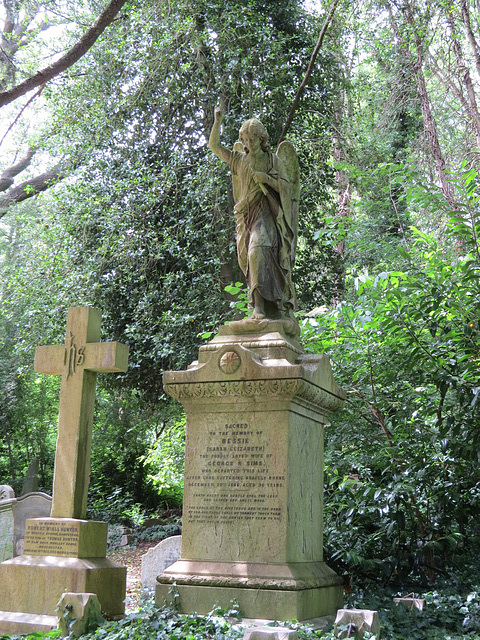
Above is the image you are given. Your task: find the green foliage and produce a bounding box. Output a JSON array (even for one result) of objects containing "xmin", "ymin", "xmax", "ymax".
[
  {"xmin": 144, "ymin": 413, "xmax": 186, "ymax": 508},
  {"xmin": 224, "ymin": 283, "xmax": 252, "ymax": 318},
  {"xmin": 0, "ymin": 202, "xmax": 70, "ymax": 490},
  {"xmin": 73, "ymin": 603, "xmax": 247, "ymax": 640},
  {"xmin": 342, "ymin": 578, "xmax": 480, "ymax": 639},
  {"xmin": 134, "ymin": 522, "xmax": 181, "ymax": 543},
  {"xmin": 5, "ymin": 589, "xmax": 480, "ymax": 640},
  {"xmin": 0, "ymin": 630, "xmax": 62, "ymax": 640},
  {"xmin": 303, "ymin": 166, "xmax": 480, "ymax": 586}
]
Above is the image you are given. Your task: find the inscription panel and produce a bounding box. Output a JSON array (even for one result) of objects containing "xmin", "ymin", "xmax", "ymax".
[
  {"xmin": 24, "ymin": 519, "xmax": 80, "ymax": 556},
  {"xmin": 182, "ymin": 414, "xmax": 288, "ymax": 563}
]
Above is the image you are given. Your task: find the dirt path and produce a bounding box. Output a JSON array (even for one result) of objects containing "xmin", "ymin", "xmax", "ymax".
[{"xmin": 108, "ymin": 541, "xmax": 158, "ymax": 612}]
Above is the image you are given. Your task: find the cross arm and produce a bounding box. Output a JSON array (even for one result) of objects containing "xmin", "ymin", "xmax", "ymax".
[
  {"xmin": 34, "ymin": 345, "xmax": 64, "ymax": 375},
  {"xmin": 85, "ymin": 342, "xmax": 129, "ymax": 373}
]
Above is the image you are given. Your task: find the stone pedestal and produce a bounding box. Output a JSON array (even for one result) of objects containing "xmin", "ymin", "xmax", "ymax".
[
  {"xmin": 155, "ymin": 323, "xmax": 345, "ymax": 621},
  {"xmin": 0, "ymin": 518, "xmax": 126, "ymax": 634}
]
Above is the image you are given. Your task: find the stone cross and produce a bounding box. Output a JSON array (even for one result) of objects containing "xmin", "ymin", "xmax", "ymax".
[{"xmin": 34, "ymin": 307, "xmax": 128, "ymax": 520}]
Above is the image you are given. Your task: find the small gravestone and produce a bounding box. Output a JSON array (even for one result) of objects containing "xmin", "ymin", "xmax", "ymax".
[
  {"xmin": 334, "ymin": 609, "xmax": 380, "ymax": 639},
  {"xmin": 244, "ymin": 628, "xmax": 298, "ymax": 640},
  {"xmin": 12, "ymin": 492, "xmax": 52, "ymax": 556},
  {"xmin": 56, "ymin": 592, "xmax": 102, "ymax": 637},
  {"xmin": 394, "ymin": 596, "xmax": 425, "ymax": 611},
  {"xmin": 141, "ymin": 534, "xmax": 181, "ymax": 590},
  {"xmin": 0, "ymin": 307, "xmax": 129, "ymax": 635},
  {"xmin": 108, "ymin": 524, "xmax": 133, "ymax": 547},
  {"xmin": 0, "ymin": 496, "xmax": 15, "ymax": 562},
  {"xmin": 21, "ymin": 458, "xmax": 39, "ymax": 495},
  {"xmin": 0, "ymin": 486, "xmax": 15, "ymax": 501}
]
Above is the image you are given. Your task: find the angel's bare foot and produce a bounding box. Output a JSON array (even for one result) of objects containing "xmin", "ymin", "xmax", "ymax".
[{"xmin": 252, "ymin": 290, "xmax": 266, "ymax": 319}]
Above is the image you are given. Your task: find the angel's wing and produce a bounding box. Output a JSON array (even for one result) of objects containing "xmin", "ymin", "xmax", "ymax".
[
  {"xmin": 231, "ymin": 141, "xmax": 244, "ymax": 204},
  {"xmin": 276, "ymin": 140, "xmax": 300, "ymax": 262}
]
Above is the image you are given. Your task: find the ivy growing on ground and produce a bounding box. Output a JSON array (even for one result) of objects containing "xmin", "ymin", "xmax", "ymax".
[{"xmin": 4, "ymin": 588, "xmax": 480, "ymax": 640}]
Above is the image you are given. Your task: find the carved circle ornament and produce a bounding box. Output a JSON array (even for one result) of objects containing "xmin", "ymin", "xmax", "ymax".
[{"xmin": 219, "ymin": 351, "xmax": 241, "ymax": 374}]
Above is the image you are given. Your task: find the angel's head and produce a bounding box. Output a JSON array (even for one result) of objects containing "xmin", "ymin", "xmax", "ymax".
[{"xmin": 239, "ymin": 119, "xmax": 270, "ymax": 154}]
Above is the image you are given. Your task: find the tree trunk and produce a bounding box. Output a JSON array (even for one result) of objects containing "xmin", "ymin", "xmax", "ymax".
[
  {"xmin": 331, "ymin": 88, "xmax": 350, "ymax": 304},
  {"xmin": 399, "ymin": 0, "xmax": 454, "ymax": 205},
  {"xmin": 460, "ymin": 0, "xmax": 480, "ymax": 79},
  {"xmin": 444, "ymin": 6, "xmax": 480, "ymax": 150}
]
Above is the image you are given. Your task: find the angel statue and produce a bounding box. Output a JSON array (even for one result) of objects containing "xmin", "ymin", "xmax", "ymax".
[{"xmin": 209, "ymin": 107, "xmax": 300, "ymax": 336}]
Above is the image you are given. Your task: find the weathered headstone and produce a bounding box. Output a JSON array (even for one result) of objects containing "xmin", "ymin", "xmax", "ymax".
[
  {"xmin": 21, "ymin": 457, "xmax": 39, "ymax": 495},
  {"xmin": 108, "ymin": 524, "xmax": 133, "ymax": 547},
  {"xmin": 333, "ymin": 609, "xmax": 380, "ymax": 639},
  {"xmin": 243, "ymin": 628, "xmax": 298, "ymax": 640},
  {"xmin": 0, "ymin": 497, "xmax": 15, "ymax": 562},
  {"xmin": 141, "ymin": 534, "xmax": 182, "ymax": 590},
  {"xmin": 0, "ymin": 307, "xmax": 129, "ymax": 635},
  {"xmin": 56, "ymin": 592, "xmax": 102, "ymax": 637},
  {"xmin": 156, "ymin": 323, "xmax": 346, "ymax": 621},
  {"xmin": 394, "ymin": 596, "xmax": 425, "ymax": 611},
  {"xmin": 13, "ymin": 491, "xmax": 52, "ymax": 555},
  {"xmin": 0, "ymin": 486, "xmax": 15, "ymax": 501}
]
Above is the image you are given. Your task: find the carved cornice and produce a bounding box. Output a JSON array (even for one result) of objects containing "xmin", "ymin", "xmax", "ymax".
[{"xmin": 164, "ymin": 378, "xmax": 343, "ymax": 413}]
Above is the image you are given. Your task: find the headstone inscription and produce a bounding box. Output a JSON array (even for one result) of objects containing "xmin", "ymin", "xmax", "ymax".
[{"xmin": 0, "ymin": 307, "xmax": 129, "ymax": 635}]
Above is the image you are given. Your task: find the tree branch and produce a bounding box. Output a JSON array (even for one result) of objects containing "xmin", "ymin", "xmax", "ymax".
[
  {"xmin": 278, "ymin": 0, "xmax": 341, "ymax": 144},
  {"xmin": 0, "ymin": 0, "xmax": 128, "ymax": 108},
  {"xmin": 0, "ymin": 165, "xmax": 63, "ymax": 215},
  {"xmin": 0, "ymin": 146, "xmax": 35, "ymax": 192},
  {"xmin": 0, "ymin": 83, "xmax": 46, "ymax": 148}
]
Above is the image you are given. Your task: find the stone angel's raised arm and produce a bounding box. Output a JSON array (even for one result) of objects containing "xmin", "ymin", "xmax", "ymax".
[{"xmin": 208, "ymin": 106, "xmax": 232, "ymax": 165}]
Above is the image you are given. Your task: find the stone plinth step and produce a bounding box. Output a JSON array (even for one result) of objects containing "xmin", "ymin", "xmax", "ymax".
[{"xmin": 0, "ymin": 610, "xmax": 58, "ymax": 634}]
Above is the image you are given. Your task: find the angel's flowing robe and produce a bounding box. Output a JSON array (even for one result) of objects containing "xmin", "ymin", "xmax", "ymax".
[{"xmin": 229, "ymin": 150, "xmax": 297, "ymax": 313}]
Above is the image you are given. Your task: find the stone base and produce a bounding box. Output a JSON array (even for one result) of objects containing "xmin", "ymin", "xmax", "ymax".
[
  {"xmin": 156, "ymin": 582, "xmax": 343, "ymax": 621},
  {"xmin": 0, "ymin": 555, "xmax": 126, "ymax": 617},
  {"xmin": 196, "ymin": 322, "xmax": 303, "ymax": 365},
  {"xmin": 0, "ymin": 611, "xmax": 58, "ymax": 635},
  {"xmin": 155, "ymin": 560, "xmax": 343, "ymax": 620}
]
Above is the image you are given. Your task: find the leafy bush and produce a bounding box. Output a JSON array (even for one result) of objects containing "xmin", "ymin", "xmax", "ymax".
[
  {"xmin": 304, "ymin": 168, "xmax": 480, "ymax": 586},
  {"xmin": 144, "ymin": 414, "xmax": 186, "ymax": 509},
  {"xmin": 87, "ymin": 485, "xmax": 135, "ymax": 525},
  {"xmin": 134, "ymin": 522, "xmax": 181, "ymax": 543}
]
